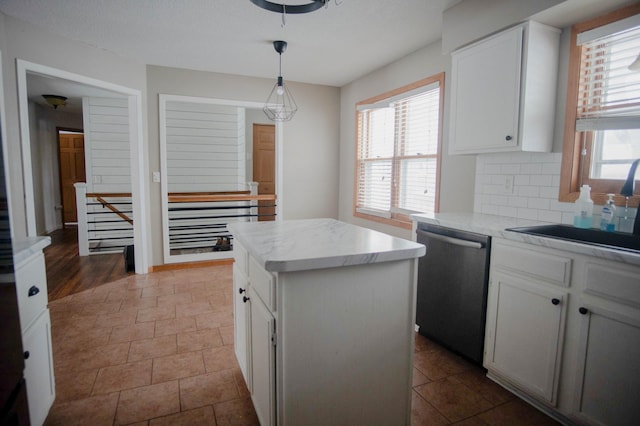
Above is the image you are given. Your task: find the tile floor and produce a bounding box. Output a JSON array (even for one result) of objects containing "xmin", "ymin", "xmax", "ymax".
[{"xmin": 44, "ymin": 264, "xmax": 559, "ymax": 425}]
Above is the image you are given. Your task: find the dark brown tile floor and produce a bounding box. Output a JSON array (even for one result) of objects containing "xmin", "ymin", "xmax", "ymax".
[{"xmin": 44, "ymin": 264, "xmax": 559, "ymax": 425}]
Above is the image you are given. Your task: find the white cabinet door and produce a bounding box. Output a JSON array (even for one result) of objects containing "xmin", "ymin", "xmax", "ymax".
[
  {"xmin": 572, "ymin": 302, "xmax": 640, "ymax": 426},
  {"xmin": 249, "ymin": 287, "xmax": 276, "ymax": 426},
  {"xmin": 233, "ymin": 264, "xmax": 250, "ymax": 388},
  {"xmin": 23, "ymin": 309, "xmax": 55, "ymax": 426},
  {"xmin": 449, "ymin": 25, "xmax": 522, "ymax": 154},
  {"xmin": 485, "ymin": 271, "xmax": 566, "ymax": 404}
]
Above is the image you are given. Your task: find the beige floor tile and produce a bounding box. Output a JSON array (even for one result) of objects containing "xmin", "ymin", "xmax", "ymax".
[
  {"xmin": 475, "ymin": 399, "xmax": 560, "ymax": 425},
  {"xmin": 413, "ymin": 349, "xmax": 453, "ymax": 381},
  {"xmin": 176, "ymin": 301, "xmax": 213, "ymax": 318},
  {"xmin": 106, "ymin": 288, "xmax": 143, "ymax": 302},
  {"xmin": 202, "ymin": 345, "xmax": 238, "ymax": 373},
  {"xmin": 449, "ymin": 368, "xmax": 515, "ymax": 406},
  {"xmin": 141, "ymin": 285, "xmax": 175, "ymax": 298},
  {"xmin": 410, "ymin": 391, "xmax": 449, "ymax": 426},
  {"xmin": 127, "ymin": 275, "xmax": 160, "ymax": 289},
  {"xmin": 152, "ymin": 351, "xmax": 206, "ymax": 383},
  {"xmin": 137, "ymin": 305, "xmax": 176, "ymax": 322},
  {"xmin": 195, "ymin": 310, "xmax": 234, "ymax": 330},
  {"xmin": 109, "ymin": 321, "xmax": 156, "ymax": 343},
  {"xmin": 149, "ymin": 405, "xmax": 216, "ymax": 426},
  {"xmin": 219, "ymin": 325, "xmax": 234, "ymax": 346},
  {"xmin": 79, "ymin": 300, "xmax": 123, "ymax": 316},
  {"xmin": 54, "ymin": 326, "xmax": 112, "ymax": 354},
  {"xmin": 232, "ymin": 368, "xmax": 250, "ymax": 398},
  {"xmin": 128, "ymin": 335, "xmax": 177, "ymax": 362},
  {"xmin": 413, "ymin": 367, "xmax": 431, "ymax": 387},
  {"xmin": 53, "ymin": 368, "xmax": 99, "ymax": 403},
  {"xmin": 180, "ymin": 370, "xmax": 239, "ymax": 410},
  {"xmin": 155, "ymin": 316, "xmax": 197, "ymax": 336},
  {"xmin": 121, "ymin": 296, "xmax": 158, "ymax": 310},
  {"xmin": 92, "ymin": 359, "xmax": 152, "ymax": 395},
  {"xmin": 55, "ymin": 341, "xmax": 130, "ymax": 371},
  {"xmin": 213, "ymin": 397, "xmax": 260, "ymax": 426},
  {"xmin": 174, "ymin": 280, "xmax": 206, "ymax": 294},
  {"xmin": 96, "ymin": 308, "xmax": 139, "ymax": 328},
  {"xmin": 115, "ymin": 380, "xmax": 180, "ymax": 425},
  {"xmin": 415, "ymin": 377, "xmax": 494, "ymax": 423},
  {"xmin": 44, "ymin": 393, "xmax": 119, "ymax": 426},
  {"xmin": 70, "ymin": 289, "xmax": 110, "ymax": 304},
  {"xmin": 157, "ymin": 292, "xmax": 194, "ymax": 307},
  {"xmin": 177, "ymin": 328, "xmax": 223, "ymax": 353}
]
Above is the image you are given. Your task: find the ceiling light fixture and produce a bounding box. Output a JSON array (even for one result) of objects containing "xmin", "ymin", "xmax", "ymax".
[
  {"xmin": 42, "ymin": 94, "xmax": 67, "ymax": 109},
  {"xmin": 263, "ymin": 40, "xmax": 297, "ymax": 122},
  {"xmin": 250, "ymin": 0, "xmax": 331, "ymax": 14}
]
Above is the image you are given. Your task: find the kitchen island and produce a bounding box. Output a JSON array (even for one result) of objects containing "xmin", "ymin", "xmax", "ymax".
[{"xmin": 227, "ymin": 218, "xmax": 425, "ymax": 426}]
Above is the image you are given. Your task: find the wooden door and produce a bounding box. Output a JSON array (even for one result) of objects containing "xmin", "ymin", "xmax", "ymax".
[
  {"xmin": 253, "ymin": 124, "xmax": 275, "ymax": 221},
  {"xmin": 58, "ymin": 132, "xmax": 86, "ymax": 224}
]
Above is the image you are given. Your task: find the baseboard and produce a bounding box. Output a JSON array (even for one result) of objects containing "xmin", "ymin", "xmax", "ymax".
[{"xmin": 148, "ymin": 258, "xmax": 233, "ymax": 272}]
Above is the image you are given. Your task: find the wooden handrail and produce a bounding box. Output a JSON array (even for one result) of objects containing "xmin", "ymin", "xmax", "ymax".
[
  {"xmin": 86, "ymin": 192, "xmax": 132, "ymax": 198},
  {"xmin": 168, "ymin": 191, "xmax": 251, "ymax": 196},
  {"xmin": 95, "ymin": 196, "xmax": 133, "ymax": 225},
  {"xmin": 168, "ymin": 194, "xmax": 277, "ymax": 203}
]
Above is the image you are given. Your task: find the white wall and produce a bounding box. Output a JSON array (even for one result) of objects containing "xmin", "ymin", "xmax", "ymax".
[
  {"xmin": 0, "ymin": 12, "xmax": 148, "ymax": 242},
  {"xmin": 146, "ymin": 65, "xmax": 340, "ymax": 266},
  {"xmin": 338, "ymin": 41, "xmax": 476, "ymax": 239}
]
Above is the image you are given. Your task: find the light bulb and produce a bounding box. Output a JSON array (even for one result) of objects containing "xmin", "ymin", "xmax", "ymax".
[{"xmin": 277, "ymin": 85, "xmax": 284, "ymax": 96}]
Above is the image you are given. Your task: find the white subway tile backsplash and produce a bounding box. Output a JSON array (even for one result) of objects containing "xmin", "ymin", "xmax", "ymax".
[
  {"xmin": 517, "ymin": 208, "xmax": 539, "ymax": 220},
  {"xmin": 528, "ymin": 197, "xmax": 550, "ymax": 210},
  {"xmin": 520, "ymin": 163, "xmax": 542, "ymax": 174},
  {"xmin": 539, "ymin": 186, "xmax": 559, "ymax": 199},
  {"xmin": 529, "ymin": 174, "xmax": 554, "ymax": 187},
  {"xmin": 518, "ymin": 186, "xmax": 540, "ymax": 197},
  {"xmin": 538, "ymin": 210, "xmax": 563, "ymax": 223}
]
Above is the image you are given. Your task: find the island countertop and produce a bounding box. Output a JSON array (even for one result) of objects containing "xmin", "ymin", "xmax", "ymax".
[{"xmin": 227, "ymin": 218, "xmax": 425, "ymax": 272}]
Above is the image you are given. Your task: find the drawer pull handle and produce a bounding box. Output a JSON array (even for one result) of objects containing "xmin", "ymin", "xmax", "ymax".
[
  {"xmin": 28, "ymin": 286, "xmax": 40, "ymax": 297},
  {"xmin": 239, "ymin": 288, "xmax": 245, "ymax": 294},
  {"xmin": 505, "ymin": 135, "xmax": 512, "ymax": 141},
  {"xmin": 24, "ymin": 351, "xmax": 30, "ymax": 360},
  {"xmin": 551, "ymin": 298, "xmax": 560, "ymax": 305},
  {"xmin": 579, "ymin": 307, "xmax": 588, "ymax": 315},
  {"xmin": 243, "ymin": 296, "xmax": 250, "ymax": 303}
]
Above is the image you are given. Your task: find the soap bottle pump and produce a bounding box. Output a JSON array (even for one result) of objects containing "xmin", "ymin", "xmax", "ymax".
[
  {"xmin": 573, "ymin": 184, "xmax": 593, "ymax": 229},
  {"xmin": 599, "ymin": 193, "xmax": 616, "ymax": 232}
]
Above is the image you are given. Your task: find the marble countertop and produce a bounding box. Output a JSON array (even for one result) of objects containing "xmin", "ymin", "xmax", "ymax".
[
  {"xmin": 13, "ymin": 236, "xmax": 52, "ymax": 266},
  {"xmin": 412, "ymin": 212, "xmax": 640, "ymax": 267},
  {"xmin": 228, "ymin": 218, "xmax": 426, "ymax": 272}
]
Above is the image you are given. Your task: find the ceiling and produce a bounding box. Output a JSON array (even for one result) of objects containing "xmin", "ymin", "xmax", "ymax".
[{"xmin": 3, "ymin": 0, "xmax": 634, "ymax": 114}]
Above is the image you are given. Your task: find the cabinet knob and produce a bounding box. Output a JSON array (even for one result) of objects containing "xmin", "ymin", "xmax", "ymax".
[
  {"xmin": 551, "ymin": 298, "xmax": 560, "ymax": 305},
  {"xmin": 243, "ymin": 296, "xmax": 250, "ymax": 303},
  {"xmin": 24, "ymin": 351, "xmax": 30, "ymax": 360},
  {"xmin": 579, "ymin": 307, "xmax": 588, "ymax": 315},
  {"xmin": 505, "ymin": 135, "xmax": 513, "ymax": 141},
  {"xmin": 28, "ymin": 286, "xmax": 40, "ymax": 297},
  {"xmin": 238, "ymin": 288, "xmax": 245, "ymax": 294}
]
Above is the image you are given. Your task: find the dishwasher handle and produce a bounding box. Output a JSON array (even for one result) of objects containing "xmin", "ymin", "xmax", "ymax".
[{"xmin": 417, "ymin": 229, "xmax": 485, "ymax": 249}]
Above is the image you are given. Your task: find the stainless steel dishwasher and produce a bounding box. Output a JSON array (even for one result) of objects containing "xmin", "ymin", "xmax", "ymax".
[{"xmin": 415, "ymin": 223, "xmax": 491, "ymax": 365}]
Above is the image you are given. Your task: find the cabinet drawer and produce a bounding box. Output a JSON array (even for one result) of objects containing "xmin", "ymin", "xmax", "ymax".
[
  {"xmin": 492, "ymin": 241, "xmax": 571, "ymax": 287},
  {"xmin": 16, "ymin": 253, "xmax": 48, "ymax": 332},
  {"xmin": 249, "ymin": 257, "xmax": 275, "ymax": 312},
  {"xmin": 583, "ymin": 261, "xmax": 640, "ymax": 309},
  {"xmin": 234, "ymin": 241, "xmax": 249, "ymax": 275}
]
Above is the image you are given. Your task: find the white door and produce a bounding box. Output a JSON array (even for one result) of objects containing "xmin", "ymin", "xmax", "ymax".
[
  {"xmin": 249, "ymin": 288, "xmax": 276, "ymax": 426},
  {"xmin": 485, "ymin": 271, "xmax": 566, "ymax": 404}
]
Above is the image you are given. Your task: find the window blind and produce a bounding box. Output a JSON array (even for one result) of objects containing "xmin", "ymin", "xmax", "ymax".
[
  {"xmin": 576, "ymin": 21, "xmax": 640, "ymax": 131},
  {"xmin": 356, "ymin": 84, "xmax": 441, "ymax": 217}
]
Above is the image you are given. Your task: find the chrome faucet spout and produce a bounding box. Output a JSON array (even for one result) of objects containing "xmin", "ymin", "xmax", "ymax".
[{"xmin": 620, "ymin": 159, "xmax": 640, "ymax": 235}]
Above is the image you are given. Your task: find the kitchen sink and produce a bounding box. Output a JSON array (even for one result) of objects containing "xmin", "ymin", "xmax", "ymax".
[{"xmin": 506, "ymin": 224, "xmax": 640, "ymax": 254}]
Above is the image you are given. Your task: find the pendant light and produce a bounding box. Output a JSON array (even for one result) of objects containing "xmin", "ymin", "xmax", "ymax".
[{"xmin": 263, "ymin": 40, "xmax": 297, "ymax": 122}]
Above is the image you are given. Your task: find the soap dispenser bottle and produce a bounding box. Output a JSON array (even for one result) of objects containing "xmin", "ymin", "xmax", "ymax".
[
  {"xmin": 599, "ymin": 193, "xmax": 616, "ymax": 232},
  {"xmin": 574, "ymin": 184, "xmax": 593, "ymax": 229}
]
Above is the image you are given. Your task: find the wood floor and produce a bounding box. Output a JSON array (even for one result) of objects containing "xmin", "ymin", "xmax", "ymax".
[{"xmin": 44, "ymin": 227, "xmax": 132, "ymax": 301}]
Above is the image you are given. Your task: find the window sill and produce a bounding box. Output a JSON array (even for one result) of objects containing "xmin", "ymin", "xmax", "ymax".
[{"xmin": 353, "ymin": 211, "xmax": 413, "ymax": 230}]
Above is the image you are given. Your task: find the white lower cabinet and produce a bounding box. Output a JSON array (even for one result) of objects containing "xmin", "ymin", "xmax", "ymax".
[
  {"xmin": 22, "ymin": 309, "xmax": 55, "ymax": 426},
  {"xmin": 232, "ymin": 241, "xmax": 417, "ymax": 425},
  {"xmin": 247, "ymin": 287, "xmax": 275, "ymax": 426},
  {"xmin": 14, "ymin": 243, "xmax": 54, "ymax": 426},
  {"xmin": 486, "ymin": 238, "xmax": 640, "ymax": 424},
  {"xmin": 485, "ymin": 271, "xmax": 566, "ymax": 404}
]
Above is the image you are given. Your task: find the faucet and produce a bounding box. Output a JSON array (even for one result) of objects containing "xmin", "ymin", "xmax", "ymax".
[{"xmin": 621, "ymin": 158, "xmax": 640, "ymax": 235}]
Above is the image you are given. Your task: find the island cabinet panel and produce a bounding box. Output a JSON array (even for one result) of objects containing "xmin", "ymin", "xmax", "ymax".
[{"xmin": 277, "ymin": 261, "xmax": 415, "ymax": 426}]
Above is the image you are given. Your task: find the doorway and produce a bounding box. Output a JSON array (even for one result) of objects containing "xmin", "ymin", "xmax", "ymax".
[
  {"xmin": 252, "ymin": 124, "xmax": 276, "ymax": 221},
  {"xmin": 57, "ymin": 128, "xmax": 85, "ymax": 226}
]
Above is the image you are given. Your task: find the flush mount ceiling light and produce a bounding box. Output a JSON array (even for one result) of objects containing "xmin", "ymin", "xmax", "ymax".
[
  {"xmin": 263, "ymin": 40, "xmax": 298, "ymax": 122},
  {"xmin": 42, "ymin": 94, "xmax": 67, "ymax": 109}
]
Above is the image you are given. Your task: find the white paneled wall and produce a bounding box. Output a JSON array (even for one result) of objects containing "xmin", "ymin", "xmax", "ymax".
[
  {"xmin": 474, "ymin": 152, "xmax": 638, "ymax": 232},
  {"xmin": 165, "ymin": 101, "xmax": 245, "ymax": 192},
  {"xmin": 83, "ymin": 97, "xmax": 131, "ymax": 193}
]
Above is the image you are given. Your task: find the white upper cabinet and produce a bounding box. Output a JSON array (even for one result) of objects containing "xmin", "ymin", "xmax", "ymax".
[{"xmin": 449, "ymin": 21, "xmax": 560, "ymax": 155}]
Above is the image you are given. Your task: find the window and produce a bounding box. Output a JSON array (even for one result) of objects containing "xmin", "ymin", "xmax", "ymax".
[
  {"xmin": 560, "ymin": 4, "xmax": 640, "ymax": 205},
  {"xmin": 354, "ymin": 74, "xmax": 443, "ymax": 228}
]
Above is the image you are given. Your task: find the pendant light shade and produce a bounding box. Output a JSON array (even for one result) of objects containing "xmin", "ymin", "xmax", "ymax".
[{"xmin": 263, "ymin": 40, "xmax": 297, "ymax": 121}]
